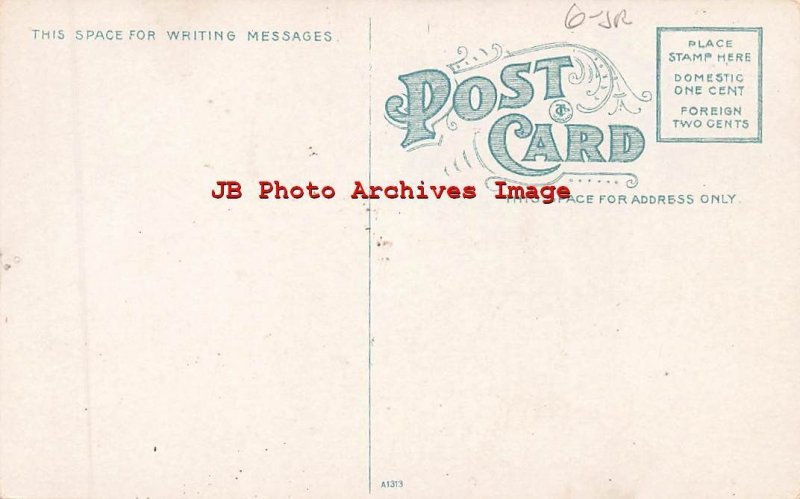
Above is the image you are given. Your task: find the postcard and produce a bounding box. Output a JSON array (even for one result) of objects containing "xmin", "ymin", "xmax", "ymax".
[{"xmin": 0, "ymin": 1, "xmax": 798, "ymax": 497}]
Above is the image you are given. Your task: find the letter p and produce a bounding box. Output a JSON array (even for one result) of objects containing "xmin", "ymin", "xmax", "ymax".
[{"xmin": 385, "ymin": 69, "xmax": 451, "ymax": 148}]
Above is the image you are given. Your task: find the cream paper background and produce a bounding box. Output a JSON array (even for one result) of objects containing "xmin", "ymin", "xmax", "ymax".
[{"xmin": 0, "ymin": 1, "xmax": 798, "ymax": 497}]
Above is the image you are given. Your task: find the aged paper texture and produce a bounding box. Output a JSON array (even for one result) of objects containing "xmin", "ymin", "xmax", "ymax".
[{"xmin": 0, "ymin": 1, "xmax": 798, "ymax": 497}]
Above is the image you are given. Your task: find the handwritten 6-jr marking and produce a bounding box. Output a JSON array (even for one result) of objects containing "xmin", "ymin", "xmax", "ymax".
[{"xmin": 565, "ymin": 3, "xmax": 632, "ymax": 30}]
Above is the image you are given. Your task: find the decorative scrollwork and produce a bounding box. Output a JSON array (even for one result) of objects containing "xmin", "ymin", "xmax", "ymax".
[
  {"xmin": 507, "ymin": 42, "xmax": 652, "ymax": 115},
  {"xmin": 484, "ymin": 171, "xmax": 639, "ymax": 190},
  {"xmin": 447, "ymin": 43, "xmax": 504, "ymax": 74}
]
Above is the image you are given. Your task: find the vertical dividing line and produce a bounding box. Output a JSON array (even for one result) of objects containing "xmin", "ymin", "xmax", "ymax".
[
  {"xmin": 367, "ymin": 16, "xmax": 373, "ymax": 495},
  {"xmin": 0, "ymin": 18, "xmax": 5, "ymax": 496}
]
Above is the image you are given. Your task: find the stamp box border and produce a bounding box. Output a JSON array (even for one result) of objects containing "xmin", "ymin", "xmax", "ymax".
[{"xmin": 656, "ymin": 26, "xmax": 763, "ymax": 143}]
